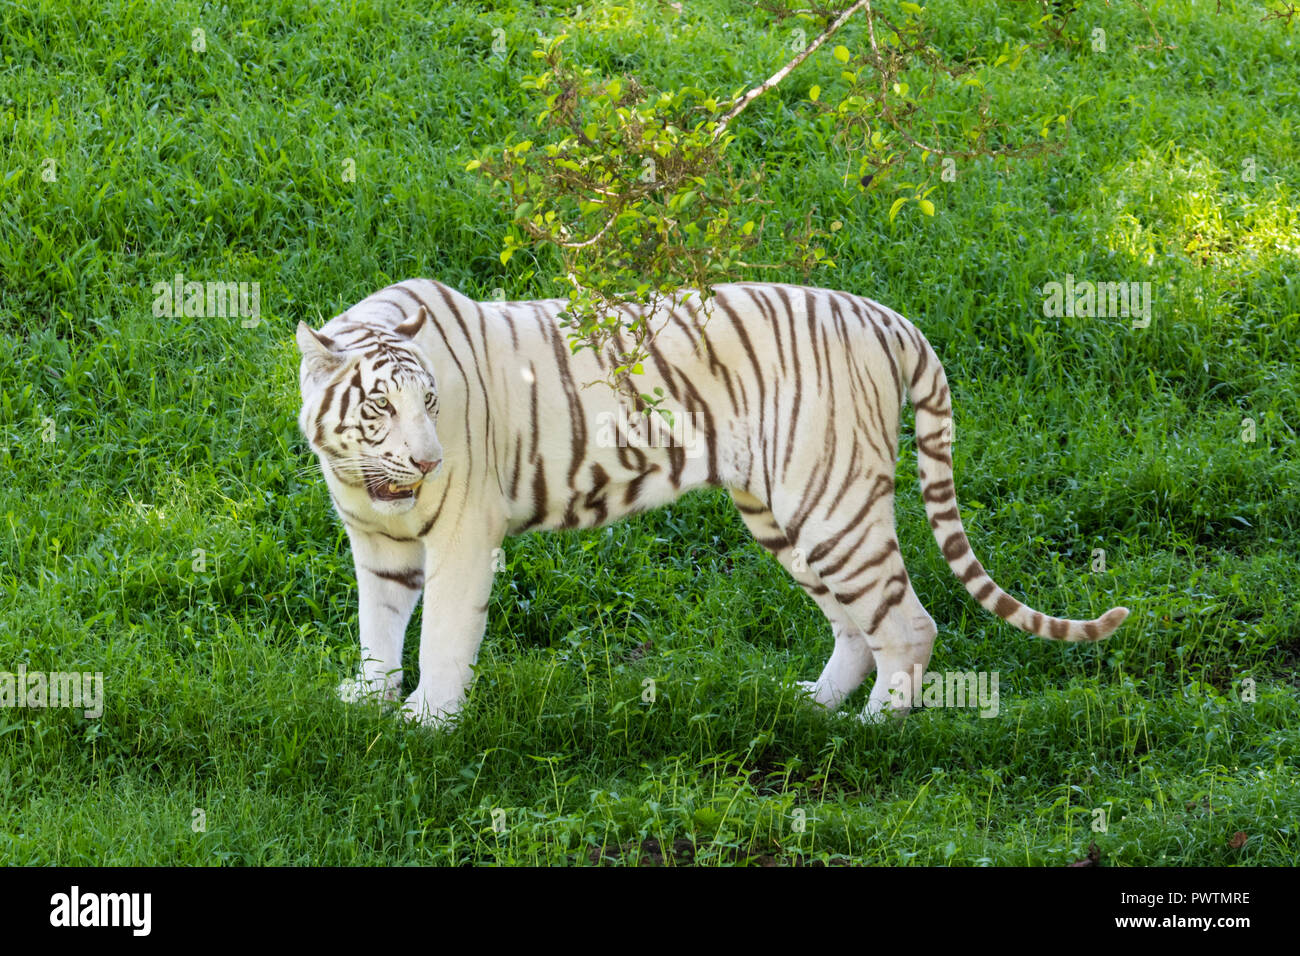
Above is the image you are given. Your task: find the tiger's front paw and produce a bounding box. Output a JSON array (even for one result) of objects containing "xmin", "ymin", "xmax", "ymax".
[
  {"xmin": 784, "ymin": 678, "xmax": 854, "ymax": 718},
  {"xmin": 399, "ymin": 690, "xmax": 463, "ymax": 731},
  {"xmin": 794, "ymin": 679, "xmax": 821, "ymax": 701},
  {"xmin": 858, "ymin": 691, "xmax": 911, "ymax": 724},
  {"xmin": 776, "ymin": 678, "xmax": 825, "ymax": 705},
  {"xmin": 337, "ymin": 675, "xmax": 402, "ymax": 705},
  {"xmin": 791, "ymin": 679, "xmax": 843, "ymax": 711}
]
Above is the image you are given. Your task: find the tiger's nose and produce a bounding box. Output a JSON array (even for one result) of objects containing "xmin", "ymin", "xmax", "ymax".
[{"xmin": 412, "ymin": 458, "xmax": 441, "ymax": 474}]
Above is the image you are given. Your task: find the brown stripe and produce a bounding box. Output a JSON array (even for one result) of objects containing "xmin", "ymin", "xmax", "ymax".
[
  {"xmin": 522, "ymin": 464, "xmax": 548, "ymax": 530},
  {"xmin": 922, "ymin": 479, "xmax": 955, "ymax": 502},
  {"xmin": 835, "ymin": 540, "xmax": 900, "ymax": 583},
  {"xmin": 418, "ymin": 480, "xmax": 453, "ymax": 535},
  {"xmin": 857, "ymin": 298, "xmax": 901, "ymax": 398},
  {"xmin": 803, "ymin": 288, "xmax": 823, "ymax": 390},
  {"xmin": 941, "ymin": 532, "xmax": 970, "ymax": 562},
  {"xmin": 543, "ymin": 310, "xmax": 588, "ymax": 487},
  {"xmin": 803, "ymin": 473, "xmax": 893, "ymax": 565},
  {"xmin": 670, "ymin": 364, "xmax": 719, "ymax": 486},
  {"xmin": 927, "ymin": 506, "xmax": 959, "ymax": 529},
  {"xmin": 783, "ymin": 436, "xmax": 837, "ymax": 545},
  {"xmin": 863, "ymin": 572, "xmax": 909, "ymax": 630},
  {"xmin": 561, "ymin": 492, "xmax": 581, "ymax": 529},
  {"xmin": 993, "ymin": 593, "xmax": 1021, "ymax": 619},
  {"xmin": 584, "ymin": 463, "xmax": 610, "ymax": 524},
  {"xmin": 824, "ymin": 438, "xmax": 860, "ymax": 517},
  {"xmin": 527, "ymin": 360, "xmax": 539, "ymax": 462},
  {"xmin": 431, "ymin": 282, "xmax": 481, "ymax": 364},
  {"xmin": 718, "ymin": 294, "xmax": 770, "ymax": 494},
  {"xmin": 813, "ymin": 521, "xmax": 880, "ymax": 578},
  {"xmin": 421, "ymin": 303, "xmax": 475, "ymax": 462},
  {"xmin": 909, "ymin": 333, "xmax": 928, "ymax": 387},
  {"xmin": 365, "ymin": 566, "xmax": 424, "ymax": 590},
  {"xmin": 745, "ymin": 285, "xmax": 786, "ymax": 371},
  {"xmin": 508, "ymin": 434, "xmax": 522, "ymax": 500},
  {"xmin": 373, "ymin": 529, "xmax": 419, "ymax": 543}
]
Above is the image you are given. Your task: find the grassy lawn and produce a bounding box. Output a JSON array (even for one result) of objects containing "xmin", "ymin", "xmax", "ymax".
[{"xmin": 1, "ymin": 0, "xmax": 1297, "ymax": 865}]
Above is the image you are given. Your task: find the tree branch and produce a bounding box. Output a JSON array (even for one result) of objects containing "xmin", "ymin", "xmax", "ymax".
[{"xmin": 713, "ymin": 0, "xmax": 871, "ymax": 141}]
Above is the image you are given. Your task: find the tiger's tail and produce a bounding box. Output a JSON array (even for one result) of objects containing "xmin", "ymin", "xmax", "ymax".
[{"xmin": 899, "ymin": 323, "xmax": 1128, "ymax": 642}]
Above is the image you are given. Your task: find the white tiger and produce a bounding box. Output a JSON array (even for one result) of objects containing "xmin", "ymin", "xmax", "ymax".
[{"xmin": 296, "ymin": 279, "xmax": 1128, "ymax": 727}]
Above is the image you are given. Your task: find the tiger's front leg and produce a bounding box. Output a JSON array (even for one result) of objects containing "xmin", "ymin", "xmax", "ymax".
[
  {"xmin": 403, "ymin": 511, "xmax": 506, "ymax": 728},
  {"xmin": 340, "ymin": 530, "xmax": 424, "ymax": 703}
]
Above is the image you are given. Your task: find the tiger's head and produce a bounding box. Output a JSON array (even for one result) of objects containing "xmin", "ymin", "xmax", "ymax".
[{"xmin": 296, "ymin": 312, "xmax": 444, "ymax": 516}]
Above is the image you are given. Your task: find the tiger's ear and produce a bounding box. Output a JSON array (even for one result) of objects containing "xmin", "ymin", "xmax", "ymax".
[
  {"xmin": 296, "ymin": 322, "xmax": 343, "ymax": 378},
  {"xmin": 394, "ymin": 306, "xmax": 428, "ymax": 339}
]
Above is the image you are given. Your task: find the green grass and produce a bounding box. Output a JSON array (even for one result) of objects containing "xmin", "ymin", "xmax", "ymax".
[{"xmin": 1, "ymin": 0, "xmax": 1297, "ymax": 865}]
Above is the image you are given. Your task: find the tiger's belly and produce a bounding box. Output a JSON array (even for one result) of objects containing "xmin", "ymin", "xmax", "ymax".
[{"xmin": 502, "ymin": 421, "xmax": 748, "ymax": 535}]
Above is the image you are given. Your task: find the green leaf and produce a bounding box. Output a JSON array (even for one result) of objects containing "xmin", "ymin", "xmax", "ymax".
[
  {"xmin": 833, "ymin": 45, "xmax": 850, "ymax": 64},
  {"xmin": 889, "ymin": 197, "xmax": 909, "ymax": 222},
  {"xmin": 808, "ymin": 85, "xmax": 820, "ymax": 102},
  {"xmin": 918, "ymin": 199, "xmax": 935, "ymax": 216},
  {"xmin": 464, "ymin": 159, "xmax": 481, "ymax": 171}
]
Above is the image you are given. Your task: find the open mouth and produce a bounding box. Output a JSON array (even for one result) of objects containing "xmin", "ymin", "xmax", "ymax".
[{"xmin": 368, "ymin": 478, "xmax": 423, "ymax": 503}]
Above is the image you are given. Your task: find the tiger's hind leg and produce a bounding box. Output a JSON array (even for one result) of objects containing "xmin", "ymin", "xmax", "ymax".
[
  {"xmin": 859, "ymin": 586, "xmax": 938, "ymax": 721},
  {"xmin": 768, "ymin": 475, "xmax": 938, "ymax": 721},
  {"xmin": 730, "ymin": 489, "xmax": 875, "ymax": 709}
]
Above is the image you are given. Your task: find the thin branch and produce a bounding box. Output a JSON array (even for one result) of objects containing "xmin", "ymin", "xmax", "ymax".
[
  {"xmin": 522, "ymin": 212, "xmax": 619, "ymax": 249},
  {"xmin": 1262, "ymin": 1, "xmax": 1297, "ymax": 24},
  {"xmin": 713, "ymin": 0, "xmax": 871, "ymax": 141},
  {"xmin": 1131, "ymin": 0, "xmax": 1176, "ymax": 50}
]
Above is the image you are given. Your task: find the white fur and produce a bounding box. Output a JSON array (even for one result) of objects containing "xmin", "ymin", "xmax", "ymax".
[{"xmin": 297, "ymin": 279, "xmax": 1127, "ymax": 729}]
